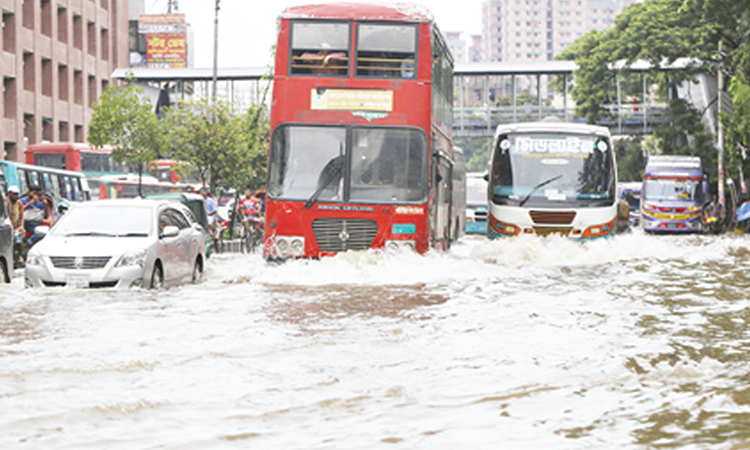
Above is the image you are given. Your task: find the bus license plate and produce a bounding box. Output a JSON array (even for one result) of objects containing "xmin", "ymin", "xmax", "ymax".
[{"xmin": 66, "ymin": 275, "xmax": 90, "ymax": 288}]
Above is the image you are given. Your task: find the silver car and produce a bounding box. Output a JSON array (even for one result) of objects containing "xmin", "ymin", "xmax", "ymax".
[
  {"xmin": 25, "ymin": 199, "xmax": 206, "ymax": 289},
  {"xmin": 0, "ymin": 190, "xmax": 12, "ymax": 283}
]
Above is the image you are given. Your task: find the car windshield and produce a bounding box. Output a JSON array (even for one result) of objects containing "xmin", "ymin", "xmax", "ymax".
[{"xmin": 52, "ymin": 205, "xmax": 153, "ymax": 237}]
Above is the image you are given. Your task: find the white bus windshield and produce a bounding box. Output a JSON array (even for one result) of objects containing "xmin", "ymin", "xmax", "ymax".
[
  {"xmin": 643, "ymin": 178, "xmax": 703, "ymax": 202},
  {"xmin": 490, "ymin": 132, "xmax": 615, "ymax": 208}
]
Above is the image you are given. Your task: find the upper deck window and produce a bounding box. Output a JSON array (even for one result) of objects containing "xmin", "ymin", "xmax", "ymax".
[
  {"xmin": 356, "ymin": 23, "xmax": 417, "ymax": 79},
  {"xmin": 290, "ymin": 22, "xmax": 350, "ymax": 76}
]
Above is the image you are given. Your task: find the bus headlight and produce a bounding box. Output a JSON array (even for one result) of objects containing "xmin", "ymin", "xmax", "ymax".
[
  {"xmin": 583, "ymin": 218, "xmax": 616, "ymax": 238},
  {"xmin": 274, "ymin": 236, "xmax": 305, "ymax": 256},
  {"xmin": 489, "ymin": 215, "xmax": 520, "ymax": 236},
  {"xmin": 385, "ymin": 240, "xmax": 415, "ymax": 251}
]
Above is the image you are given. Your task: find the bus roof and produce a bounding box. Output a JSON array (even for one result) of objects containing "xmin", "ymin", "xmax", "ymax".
[
  {"xmin": 279, "ymin": 2, "xmax": 434, "ymax": 23},
  {"xmin": 25, "ymin": 142, "xmax": 113, "ymax": 154},
  {"xmin": 0, "ymin": 159, "xmax": 89, "ymax": 177},
  {"xmin": 494, "ymin": 120, "xmax": 611, "ymax": 138},
  {"xmin": 646, "ymin": 155, "xmax": 702, "ymax": 169}
]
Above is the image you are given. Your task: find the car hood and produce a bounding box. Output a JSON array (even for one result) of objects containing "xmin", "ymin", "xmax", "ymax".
[{"xmin": 34, "ymin": 234, "xmax": 154, "ymax": 257}]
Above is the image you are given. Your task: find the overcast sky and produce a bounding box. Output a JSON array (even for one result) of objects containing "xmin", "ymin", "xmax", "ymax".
[{"xmin": 145, "ymin": 0, "xmax": 485, "ymax": 68}]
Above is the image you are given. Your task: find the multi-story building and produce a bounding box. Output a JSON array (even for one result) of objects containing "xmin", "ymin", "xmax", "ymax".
[
  {"xmin": 444, "ymin": 31, "xmax": 466, "ymax": 64},
  {"xmin": 1, "ymin": 0, "xmax": 128, "ymax": 161},
  {"xmin": 481, "ymin": 0, "xmax": 637, "ymax": 63}
]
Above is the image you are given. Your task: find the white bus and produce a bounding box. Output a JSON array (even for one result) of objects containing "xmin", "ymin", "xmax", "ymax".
[{"xmin": 486, "ymin": 119, "xmax": 618, "ymax": 239}]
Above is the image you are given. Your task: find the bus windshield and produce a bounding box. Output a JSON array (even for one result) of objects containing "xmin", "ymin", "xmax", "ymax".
[
  {"xmin": 490, "ymin": 133, "xmax": 615, "ymax": 208},
  {"xmin": 269, "ymin": 126, "xmax": 427, "ymax": 204},
  {"xmin": 643, "ymin": 178, "xmax": 703, "ymax": 202}
]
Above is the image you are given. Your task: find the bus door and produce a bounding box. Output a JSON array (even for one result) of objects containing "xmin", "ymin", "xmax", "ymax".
[{"xmin": 432, "ymin": 153, "xmax": 452, "ymax": 249}]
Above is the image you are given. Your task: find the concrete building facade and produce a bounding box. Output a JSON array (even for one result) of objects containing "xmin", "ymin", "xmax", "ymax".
[
  {"xmin": 481, "ymin": 0, "xmax": 638, "ymax": 63},
  {"xmin": 1, "ymin": 0, "xmax": 128, "ymax": 161}
]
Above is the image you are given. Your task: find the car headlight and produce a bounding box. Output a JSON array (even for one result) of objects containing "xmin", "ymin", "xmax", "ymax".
[
  {"xmin": 26, "ymin": 254, "xmax": 45, "ymax": 266},
  {"xmin": 115, "ymin": 249, "xmax": 147, "ymax": 268}
]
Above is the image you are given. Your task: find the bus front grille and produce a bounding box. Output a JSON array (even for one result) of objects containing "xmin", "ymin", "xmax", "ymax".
[
  {"xmin": 312, "ymin": 218, "xmax": 379, "ymax": 252},
  {"xmin": 533, "ymin": 227, "xmax": 573, "ymax": 237},
  {"xmin": 529, "ymin": 211, "xmax": 576, "ymax": 225}
]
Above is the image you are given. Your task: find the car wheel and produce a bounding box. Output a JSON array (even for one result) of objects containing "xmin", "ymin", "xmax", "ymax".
[
  {"xmin": 150, "ymin": 263, "xmax": 164, "ymax": 289},
  {"xmin": 191, "ymin": 257, "xmax": 203, "ymax": 283},
  {"xmin": 0, "ymin": 259, "xmax": 9, "ymax": 283}
]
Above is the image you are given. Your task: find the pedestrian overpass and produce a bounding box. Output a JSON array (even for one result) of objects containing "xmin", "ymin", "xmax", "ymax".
[{"xmin": 113, "ymin": 58, "xmax": 712, "ymax": 140}]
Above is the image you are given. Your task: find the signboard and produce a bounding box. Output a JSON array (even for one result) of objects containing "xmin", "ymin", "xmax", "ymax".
[
  {"xmin": 311, "ymin": 89, "xmax": 393, "ymax": 111},
  {"xmin": 138, "ymin": 14, "xmax": 186, "ymax": 34},
  {"xmin": 139, "ymin": 14, "xmax": 187, "ymax": 69},
  {"xmin": 146, "ymin": 33, "xmax": 186, "ymax": 68}
]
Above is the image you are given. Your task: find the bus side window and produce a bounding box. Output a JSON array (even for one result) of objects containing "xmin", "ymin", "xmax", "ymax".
[
  {"xmin": 50, "ymin": 174, "xmax": 62, "ymax": 198},
  {"xmin": 41, "ymin": 173, "xmax": 53, "ymax": 195},
  {"xmin": 71, "ymin": 177, "xmax": 82, "ymax": 201},
  {"xmin": 17, "ymin": 169, "xmax": 28, "ymax": 193},
  {"xmin": 27, "ymin": 170, "xmax": 41, "ymax": 190},
  {"xmin": 62, "ymin": 176, "xmax": 73, "ymax": 200}
]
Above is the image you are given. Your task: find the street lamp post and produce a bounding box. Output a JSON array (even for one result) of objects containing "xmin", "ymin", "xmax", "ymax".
[{"xmin": 212, "ymin": 0, "xmax": 220, "ymax": 103}]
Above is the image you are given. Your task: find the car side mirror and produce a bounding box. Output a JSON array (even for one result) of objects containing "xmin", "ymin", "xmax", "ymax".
[
  {"xmin": 160, "ymin": 225, "xmax": 180, "ymax": 239},
  {"xmin": 35, "ymin": 225, "xmax": 50, "ymax": 237}
]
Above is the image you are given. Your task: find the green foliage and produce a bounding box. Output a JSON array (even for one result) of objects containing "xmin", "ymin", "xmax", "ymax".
[
  {"xmin": 88, "ymin": 78, "xmax": 164, "ymax": 169},
  {"xmin": 162, "ymin": 98, "xmax": 265, "ymax": 192},
  {"xmin": 554, "ymin": 0, "xmax": 750, "ymax": 187},
  {"xmin": 615, "ymin": 136, "xmax": 647, "ymax": 182}
]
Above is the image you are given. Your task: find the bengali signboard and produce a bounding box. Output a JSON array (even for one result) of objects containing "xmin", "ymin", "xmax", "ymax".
[
  {"xmin": 139, "ymin": 14, "xmax": 187, "ymax": 68},
  {"xmin": 146, "ymin": 33, "xmax": 186, "ymax": 68},
  {"xmin": 310, "ymin": 89, "xmax": 394, "ymax": 111}
]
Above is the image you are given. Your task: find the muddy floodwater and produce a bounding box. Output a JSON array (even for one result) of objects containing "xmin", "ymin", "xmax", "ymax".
[{"xmin": 2, "ymin": 232, "xmax": 750, "ymax": 449}]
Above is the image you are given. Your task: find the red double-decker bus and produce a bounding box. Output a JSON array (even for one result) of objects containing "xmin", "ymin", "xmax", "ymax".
[{"xmin": 264, "ymin": 2, "xmax": 457, "ymax": 259}]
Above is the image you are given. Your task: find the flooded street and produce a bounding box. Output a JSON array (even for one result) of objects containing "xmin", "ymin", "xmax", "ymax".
[{"xmin": 2, "ymin": 232, "xmax": 750, "ymax": 449}]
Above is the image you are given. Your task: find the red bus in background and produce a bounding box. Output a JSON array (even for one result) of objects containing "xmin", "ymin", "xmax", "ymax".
[
  {"xmin": 148, "ymin": 159, "xmax": 202, "ymax": 189},
  {"xmin": 25, "ymin": 143, "xmax": 134, "ymax": 177},
  {"xmin": 264, "ymin": 2, "xmax": 456, "ymax": 259},
  {"xmin": 88, "ymin": 175, "xmax": 184, "ymax": 200}
]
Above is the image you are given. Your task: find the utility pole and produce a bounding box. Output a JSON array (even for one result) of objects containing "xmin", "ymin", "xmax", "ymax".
[
  {"xmin": 212, "ymin": 0, "xmax": 220, "ymax": 103},
  {"xmin": 717, "ymin": 39, "xmax": 725, "ymax": 216}
]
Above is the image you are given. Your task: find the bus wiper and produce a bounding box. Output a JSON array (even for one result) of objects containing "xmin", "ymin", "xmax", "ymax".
[
  {"xmin": 519, "ymin": 175, "xmax": 562, "ymax": 207},
  {"xmin": 304, "ymin": 153, "xmax": 344, "ymax": 208}
]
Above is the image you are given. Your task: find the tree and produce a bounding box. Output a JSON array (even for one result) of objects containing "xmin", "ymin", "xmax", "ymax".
[
  {"xmin": 162, "ymin": 98, "xmax": 257, "ymax": 193},
  {"xmin": 88, "ymin": 78, "xmax": 164, "ymax": 196}
]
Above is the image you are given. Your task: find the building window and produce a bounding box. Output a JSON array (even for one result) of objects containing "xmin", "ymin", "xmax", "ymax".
[
  {"xmin": 87, "ymin": 21, "xmax": 96, "ymax": 56},
  {"xmin": 74, "ymin": 124, "xmax": 83, "ymax": 143},
  {"xmin": 41, "ymin": 0, "xmax": 52, "ymax": 36},
  {"xmin": 101, "ymin": 0, "xmax": 109, "ymax": 9},
  {"xmin": 100, "ymin": 28, "xmax": 109, "ymax": 60},
  {"xmin": 57, "ymin": 7, "xmax": 68, "ymax": 43},
  {"xmin": 4, "ymin": 142, "xmax": 17, "ymax": 161},
  {"xmin": 41, "ymin": 58, "xmax": 52, "ymax": 96},
  {"xmin": 3, "ymin": 12, "xmax": 16, "ymax": 53},
  {"xmin": 42, "ymin": 117, "xmax": 53, "ymax": 142},
  {"xmin": 73, "ymin": 14, "xmax": 82, "ymax": 49},
  {"xmin": 23, "ymin": 51, "xmax": 34, "ymax": 91},
  {"xmin": 24, "ymin": 113, "xmax": 36, "ymax": 145},
  {"xmin": 22, "ymin": 0, "xmax": 34, "ymax": 29},
  {"xmin": 58, "ymin": 64, "xmax": 68, "ymax": 101},
  {"xmin": 88, "ymin": 75, "xmax": 96, "ymax": 106},
  {"xmin": 3, "ymin": 77, "xmax": 16, "ymax": 119},
  {"xmin": 73, "ymin": 69, "xmax": 82, "ymax": 104},
  {"xmin": 59, "ymin": 121, "xmax": 69, "ymax": 141},
  {"xmin": 101, "ymin": 78, "xmax": 109, "ymax": 94}
]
